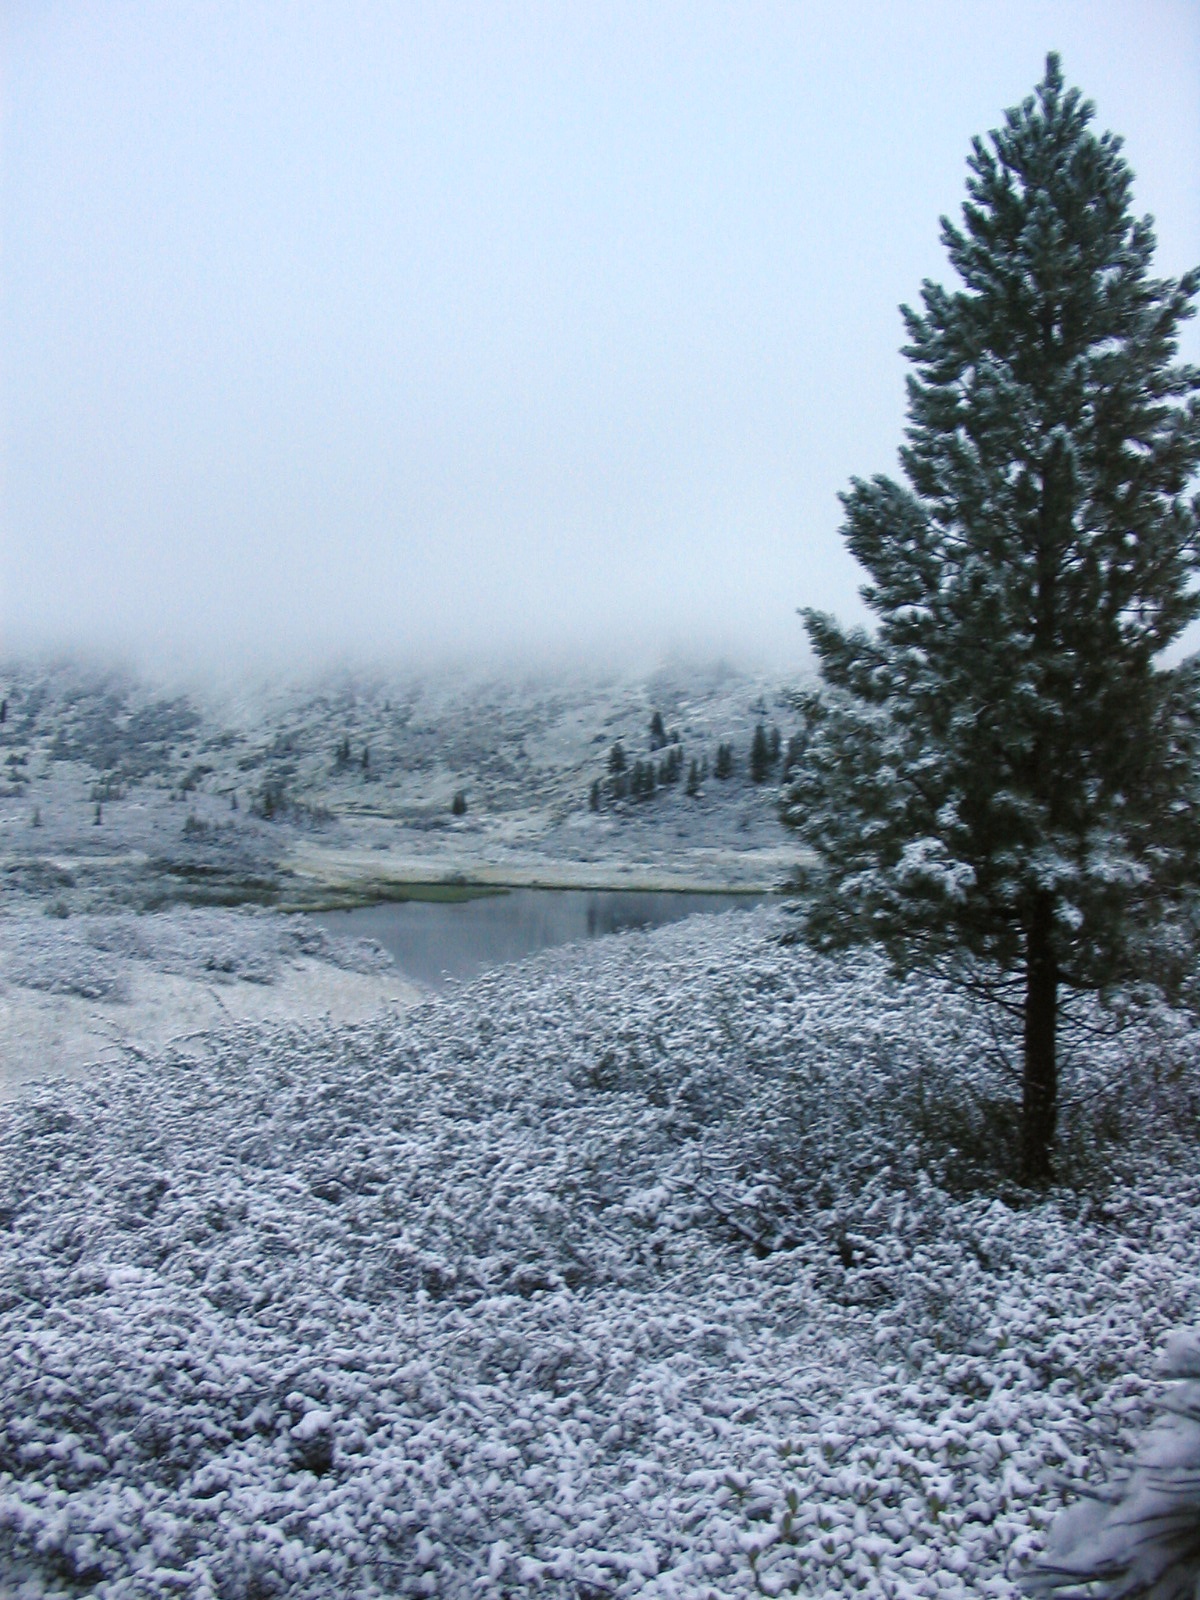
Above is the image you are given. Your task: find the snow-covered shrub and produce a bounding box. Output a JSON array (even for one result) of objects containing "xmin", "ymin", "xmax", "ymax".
[
  {"xmin": 2, "ymin": 907, "xmax": 1199, "ymax": 1596},
  {"xmin": 1026, "ymin": 1327, "xmax": 1200, "ymax": 1598},
  {"xmin": 0, "ymin": 908, "xmax": 394, "ymax": 1001}
]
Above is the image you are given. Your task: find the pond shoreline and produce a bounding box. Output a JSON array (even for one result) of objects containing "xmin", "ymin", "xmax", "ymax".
[{"xmin": 278, "ymin": 842, "xmax": 799, "ymax": 909}]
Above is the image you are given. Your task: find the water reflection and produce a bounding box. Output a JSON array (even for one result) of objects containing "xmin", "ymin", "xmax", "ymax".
[{"xmin": 312, "ymin": 888, "xmax": 764, "ymax": 990}]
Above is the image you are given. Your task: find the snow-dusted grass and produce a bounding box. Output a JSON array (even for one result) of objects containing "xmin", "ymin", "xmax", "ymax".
[
  {"xmin": 2, "ymin": 908, "xmax": 1199, "ymax": 1597},
  {"xmin": 0, "ymin": 908, "xmax": 393, "ymax": 1001}
]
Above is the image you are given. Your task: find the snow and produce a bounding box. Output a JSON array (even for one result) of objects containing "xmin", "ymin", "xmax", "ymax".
[
  {"xmin": 2, "ymin": 906, "xmax": 1199, "ymax": 1596},
  {"xmin": 0, "ymin": 910, "xmax": 417, "ymax": 1098}
]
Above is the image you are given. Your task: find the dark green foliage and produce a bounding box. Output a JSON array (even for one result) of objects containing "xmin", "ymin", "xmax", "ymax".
[
  {"xmin": 631, "ymin": 759, "xmax": 656, "ymax": 800},
  {"xmin": 608, "ymin": 741, "xmax": 627, "ymax": 775},
  {"xmin": 361, "ymin": 745, "xmax": 369, "ymax": 771},
  {"xmin": 257, "ymin": 780, "xmax": 287, "ymax": 821},
  {"xmin": 714, "ymin": 743, "xmax": 734, "ymax": 780},
  {"xmin": 451, "ymin": 790, "xmax": 468, "ymax": 816},
  {"xmin": 589, "ymin": 779, "xmax": 601, "ymax": 812},
  {"xmin": 334, "ymin": 735, "xmax": 352, "ymax": 768},
  {"xmin": 686, "ymin": 759, "xmax": 701, "ymax": 797},
  {"xmin": 659, "ymin": 745, "xmax": 683, "ymax": 785},
  {"xmin": 93, "ymin": 803, "xmax": 102, "ymax": 826},
  {"xmin": 769, "ymin": 726, "xmax": 781, "ymax": 764},
  {"xmin": 749, "ymin": 724, "xmax": 772, "ymax": 783},
  {"xmin": 785, "ymin": 57, "xmax": 1200, "ymax": 1185},
  {"xmin": 649, "ymin": 711, "xmax": 666, "ymax": 750}
]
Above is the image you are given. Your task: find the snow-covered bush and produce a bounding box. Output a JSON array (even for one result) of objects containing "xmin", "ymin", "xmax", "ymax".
[
  {"xmin": 0, "ymin": 908, "xmax": 393, "ymax": 1000},
  {"xmin": 1027, "ymin": 1326, "xmax": 1200, "ymax": 1598},
  {"xmin": 1, "ymin": 907, "xmax": 1198, "ymax": 1596}
]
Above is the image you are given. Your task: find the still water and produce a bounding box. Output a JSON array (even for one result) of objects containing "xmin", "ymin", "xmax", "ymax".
[{"xmin": 312, "ymin": 888, "xmax": 765, "ymax": 990}]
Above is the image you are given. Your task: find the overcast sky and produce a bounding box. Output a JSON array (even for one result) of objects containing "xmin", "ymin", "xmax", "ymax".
[{"xmin": 3, "ymin": 1, "xmax": 1198, "ymax": 675}]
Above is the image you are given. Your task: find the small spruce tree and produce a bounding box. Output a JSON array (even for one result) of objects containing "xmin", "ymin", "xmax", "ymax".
[
  {"xmin": 608, "ymin": 741, "xmax": 627, "ymax": 775},
  {"xmin": 785, "ymin": 57, "xmax": 1200, "ymax": 1185},
  {"xmin": 749, "ymin": 723, "xmax": 772, "ymax": 784},
  {"xmin": 714, "ymin": 742, "xmax": 734, "ymax": 780}
]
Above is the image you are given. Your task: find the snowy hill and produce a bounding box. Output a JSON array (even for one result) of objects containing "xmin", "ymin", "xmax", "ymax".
[{"xmin": 0, "ymin": 658, "xmax": 803, "ymax": 914}]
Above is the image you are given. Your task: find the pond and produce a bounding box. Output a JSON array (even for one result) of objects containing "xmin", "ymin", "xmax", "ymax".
[{"xmin": 311, "ymin": 887, "xmax": 767, "ymax": 990}]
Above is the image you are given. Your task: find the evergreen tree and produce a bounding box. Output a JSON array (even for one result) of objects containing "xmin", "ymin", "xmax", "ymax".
[
  {"xmin": 769, "ymin": 725, "xmax": 782, "ymax": 764},
  {"xmin": 589, "ymin": 779, "xmax": 601, "ymax": 812},
  {"xmin": 714, "ymin": 742, "xmax": 734, "ymax": 780},
  {"xmin": 608, "ymin": 741, "xmax": 627, "ymax": 775},
  {"xmin": 781, "ymin": 731, "xmax": 805, "ymax": 780},
  {"xmin": 686, "ymin": 758, "xmax": 701, "ymax": 797},
  {"xmin": 749, "ymin": 723, "xmax": 772, "ymax": 783},
  {"xmin": 649, "ymin": 711, "xmax": 666, "ymax": 750},
  {"xmin": 785, "ymin": 58, "xmax": 1200, "ymax": 1185},
  {"xmin": 451, "ymin": 790, "xmax": 467, "ymax": 816}
]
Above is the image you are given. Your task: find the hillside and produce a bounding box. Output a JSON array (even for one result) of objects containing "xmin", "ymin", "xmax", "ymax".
[{"xmin": 0, "ymin": 658, "xmax": 803, "ymax": 914}]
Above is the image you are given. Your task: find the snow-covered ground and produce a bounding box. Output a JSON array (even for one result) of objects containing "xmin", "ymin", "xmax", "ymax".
[
  {"xmin": 0, "ymin": 909, "xmax": 419, "ymax": 1098},
  {"xmin": 3, "ymin": 906, "xmax": 1198, "ymax": 1598}
]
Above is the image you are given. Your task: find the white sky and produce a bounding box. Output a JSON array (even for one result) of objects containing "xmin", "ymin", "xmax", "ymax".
[{"xmin": 2, "ymin": 1, "xmax": 1198, "ymax": 675}]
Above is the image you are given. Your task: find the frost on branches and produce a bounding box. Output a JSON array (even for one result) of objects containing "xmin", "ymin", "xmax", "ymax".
[
  {"xmin": 785, "ymin": 55, "xmax": 1200, "ymax": 1185},
  {"xmin": 1029, "ymin": 1326, "xmax": 1200, "ymax": 1599}
]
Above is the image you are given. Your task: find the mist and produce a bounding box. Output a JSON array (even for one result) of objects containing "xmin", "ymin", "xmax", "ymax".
[{"xmin": 3, "ymin": 1, "xmax": 1197, "ymax": 678}]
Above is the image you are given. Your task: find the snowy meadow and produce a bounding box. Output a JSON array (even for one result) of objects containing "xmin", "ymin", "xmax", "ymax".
[{"xmin": 2, "ymin": 906, "xmax": 1199, "ymax": 1597}]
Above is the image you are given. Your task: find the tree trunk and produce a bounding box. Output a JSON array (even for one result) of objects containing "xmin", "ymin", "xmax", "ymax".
[{"xmin": 1021, "ymin": 896, "xmax": 1059, "ymax": 1185}]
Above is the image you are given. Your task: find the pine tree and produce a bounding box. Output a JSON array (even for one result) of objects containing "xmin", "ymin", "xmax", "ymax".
[
  {"xmin": 686, "ymin": 758, "xmax": 701, "ymax": 797},
  {"xmin": 589, "ymin": 779, "xmax": 601, "ymax": 812},
  {"xmin": 784, "ymin": 57, "xmax": 1200, "ymax": 1185},
  {"xmin": 714, "ymin": 742, "xmax": 734, "ymax": 780},
  {"xmin": 608, "ymin": 741, "xmax": 627, "ymax": 775},
  {"xmin": 749, "ymin": 723, "xmax": 772, "ymax": 783},
  {"xmin": 649, "ymin": 711, "xmax": 666, "ymax": 750}
]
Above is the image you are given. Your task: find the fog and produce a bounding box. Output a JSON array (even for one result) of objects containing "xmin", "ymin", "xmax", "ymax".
[{"xmin": 3, "ymin": 1, "xmax": 1197, "ymax": 678}]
